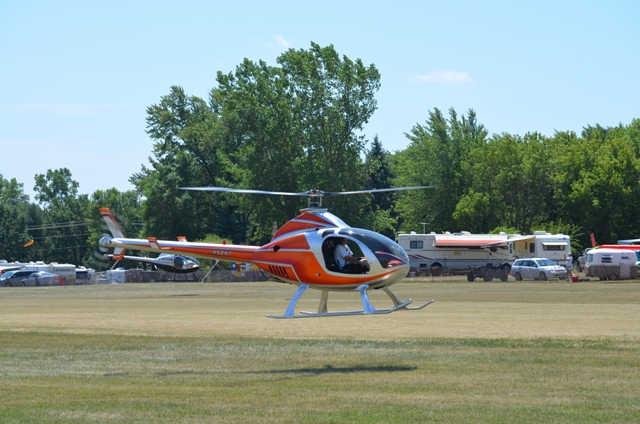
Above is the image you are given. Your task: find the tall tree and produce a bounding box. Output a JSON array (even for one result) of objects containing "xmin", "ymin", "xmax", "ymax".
[
  {"xmin": 364, "ymin": 135, "xmax": 397, "ymax": 237},
  {"xmin": 551, "ymin": 123, "xmax": 640, "ymax": 246},
  {"xmin": 454, "ymin": 132, "xmax": 554, "ymax": 233},
  {"xmin": 213, "ymin": 42, "xmax": 381, "ymax": 239},
  {"xmin": 33, "ymin": 168, "xmax": 90, "ymax": 265},
  {"xmin": 133, "ymin": 86, "xmax": 227, "ymax": 241},
  {"xmin": 394, "ymin": 108, "xmax": 487, "ymax": 233},
  {"xmin": 136, "ymin": 43, "xmax": 381, "ymax": 244},
  {"xmin": 365, "ymin": 135, "xmax": 394, "ymax": 210},
  {"xmin": 0, "ymin": 175, "xmax": 31, "ymax": 262}
]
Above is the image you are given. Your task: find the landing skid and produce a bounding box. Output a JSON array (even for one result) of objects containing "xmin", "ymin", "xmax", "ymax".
[{"xmin": 266, "ymin": 284, "xmax": 434, "ymax": 319}]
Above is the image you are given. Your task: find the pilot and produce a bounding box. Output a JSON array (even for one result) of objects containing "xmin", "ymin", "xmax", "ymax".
[{"xmin": 334, "ymin": 238, "xmax": 370, "ymax": 274}]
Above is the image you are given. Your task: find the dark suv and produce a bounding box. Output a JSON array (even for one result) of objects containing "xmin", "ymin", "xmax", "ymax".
[{"xmin": 1, "ymin": 270, "xmax": 39, "ymax": 287}]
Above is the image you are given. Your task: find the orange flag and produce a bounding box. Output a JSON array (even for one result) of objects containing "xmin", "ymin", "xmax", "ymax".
[{"xmin": 23, "ymin": 240, "xmax": 34, "ymax": 247}]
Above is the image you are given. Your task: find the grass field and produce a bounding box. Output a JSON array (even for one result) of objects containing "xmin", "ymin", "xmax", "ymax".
[{"xmin": 1, "ymin": 279, "xmax": 640, "ymax": 423}]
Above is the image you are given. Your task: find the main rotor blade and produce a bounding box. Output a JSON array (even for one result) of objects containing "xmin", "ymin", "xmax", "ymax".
[
  {"xmin": 179, "ymin": 187, "xmax": 312, "ymax": 197},
  {"xmin": 322, "ymin": 186, "xmax": 435, "ymax": 196},
  {"xmin": 179, "ymin": 186, "xmax": 434, "ymax": 197}
]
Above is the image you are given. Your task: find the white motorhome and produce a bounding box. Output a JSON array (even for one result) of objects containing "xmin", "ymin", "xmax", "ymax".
[
  {"xmin": 397, "ymin": 230, "xmax": 571, "ymax": 281},
  {"xmin": 585, "ymin": 248, "xmax": 639, "ymax": 280}
]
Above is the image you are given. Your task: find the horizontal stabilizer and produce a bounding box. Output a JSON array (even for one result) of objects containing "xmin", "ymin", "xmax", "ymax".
[{"xmin": 111, "ymin": 248, "xmax": 126, "ymax": 260}]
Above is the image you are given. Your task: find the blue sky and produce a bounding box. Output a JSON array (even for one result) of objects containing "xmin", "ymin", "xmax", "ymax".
[{"xmin": 1, "ymin": 0, "xmax": 638, "ymax": 200}]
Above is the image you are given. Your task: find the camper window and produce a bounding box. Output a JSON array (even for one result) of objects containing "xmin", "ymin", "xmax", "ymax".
[
  {"xmin": 601, "ymin": 255, "xmax": 613, "ymax": 263},
  {"xmin": 410, "ymin": 241, "xmax": 423, "ymax": 249},
  {"xmin": 542, "ymin": 242, "xmax": 567, "ymax": 251}
]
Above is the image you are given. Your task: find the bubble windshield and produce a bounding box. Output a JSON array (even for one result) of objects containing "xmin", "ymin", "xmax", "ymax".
[{"xmin": 338, "ymin": 229, "xmax": 409, "ymax": 268}]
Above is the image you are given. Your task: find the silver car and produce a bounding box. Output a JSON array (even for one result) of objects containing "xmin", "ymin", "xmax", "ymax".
[
  {"xmin": 1, "ymin": 270, "xmax": 39, "ymax": 287},
  {"xmin": 20, "ymin": 271, "xmax": 63, "ymax": 286},
  {"xmin": 511, "ymin": 258, "xmax": 568, "ymax": 281}
]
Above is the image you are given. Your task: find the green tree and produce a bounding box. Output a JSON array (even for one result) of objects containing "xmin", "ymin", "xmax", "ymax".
[
  {"xmin": 364, "ymin": 135, "xmax": 398, "ymax": 237},
  {"xmin": 454, "ymin": 132, "xmax": 554, "ymax": 233},
  {"xmin": 213, "ymin": 42, "xmax": 381, "ymax": 240},
  {"xmin": 136, "ymin": 43, "xmax": 381, "ymax": 244},
  {"xmin": 33, "ymin": 169, "xmax": 90, "ymax": 265},
  {"xmin": 394, "ymin": 108, "xmax": 487, "ymax": 233},
  {"xmin": 0, "ymin": 175, "xmax": 32, "ymax": 262},
  {"xmin": 133, "ymin": 86, "xmax": 227, "ymax": 241},
  {"xmin": 551, "ymin": 123, "xmax": 640, "ymax": 246}
]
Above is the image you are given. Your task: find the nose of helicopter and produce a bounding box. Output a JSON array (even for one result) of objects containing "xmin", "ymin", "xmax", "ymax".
[{"xmin": 174, "ymin": 256, "xmax": 200, "ymax": 271}]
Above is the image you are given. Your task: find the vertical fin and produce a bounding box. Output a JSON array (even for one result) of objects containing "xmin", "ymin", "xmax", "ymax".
[{"xmin": 99, "ymin": 208, "xmax": 126, "ymax": 259}]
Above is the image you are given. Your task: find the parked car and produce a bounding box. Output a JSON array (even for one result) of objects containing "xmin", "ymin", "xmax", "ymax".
[
  {"xmin": 20, "ymin": 271, "xmax": 64, "ymax": 287},
  {"xmin": 0, "ymin": 270, "xmax": 40, "ymax": 287},
  {"xmin": 510, "ymin": 258, "xmax": 568, "ymax": 281}
]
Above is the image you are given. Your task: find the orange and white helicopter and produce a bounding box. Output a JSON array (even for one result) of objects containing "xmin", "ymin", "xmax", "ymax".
[{"xmin": 99, "ymin": 186, "xmax": 434, "ymax": 318}]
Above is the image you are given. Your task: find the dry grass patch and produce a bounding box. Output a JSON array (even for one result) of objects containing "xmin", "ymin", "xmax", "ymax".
[{"xmin": 1, "ymin": 280, "xmax": 639, "ymax": 339}]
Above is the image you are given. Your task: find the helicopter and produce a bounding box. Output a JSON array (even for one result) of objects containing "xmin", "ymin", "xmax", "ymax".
[
  {"xmin": 98, "ymin": 186, "xmax": 434, "ymax": 318},
  {"xmin": 108, "ymin": 253, "xmax": 201, "ymax": 273}
]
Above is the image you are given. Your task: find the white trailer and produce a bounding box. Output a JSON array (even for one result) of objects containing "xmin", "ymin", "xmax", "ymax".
[
  {"xmin": 585, "ymin": 248, "xmax": 639, "ymax": 280},
  {"xmin": 397, "ymin": 231, "xmax": 571, "ymax": 281}
]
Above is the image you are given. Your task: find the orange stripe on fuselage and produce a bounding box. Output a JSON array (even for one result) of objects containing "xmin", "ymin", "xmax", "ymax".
[
  {"xmin": 295, "ymin": 211, "xmax": 336, "ymax": 225},
  {"xmin": 273, "ymin": 221, "xmax": 326, "ymax": 239},
  {"xmin": 262, "ymin": 234, "xmax": 310, "ymax": 251}
]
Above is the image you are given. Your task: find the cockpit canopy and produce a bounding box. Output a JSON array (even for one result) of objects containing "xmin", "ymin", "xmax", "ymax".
[{"xmin": 322, "ymin": 228, "xmax": 409, "ymax": 271}]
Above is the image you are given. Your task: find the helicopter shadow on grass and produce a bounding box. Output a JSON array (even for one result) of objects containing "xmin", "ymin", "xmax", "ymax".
[
  {"xmin": 103, "ymin": 365, "xmax": 416, "ymax": 379},
  {"xmin": 249, "ymin": 364, "xmax": 417, "ymax": 375}
]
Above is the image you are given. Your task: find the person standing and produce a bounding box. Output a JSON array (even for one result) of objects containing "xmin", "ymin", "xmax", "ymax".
[{"xmin": 565, "ymin": 252, "xmax": 573, "ymax": 279}]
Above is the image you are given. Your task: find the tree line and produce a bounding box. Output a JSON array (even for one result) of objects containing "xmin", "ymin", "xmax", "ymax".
[{"xmin": 2, "ymin": 42, "xmax": 638, "ymax": 267}]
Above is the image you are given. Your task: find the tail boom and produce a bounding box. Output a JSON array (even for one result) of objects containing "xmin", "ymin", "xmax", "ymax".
[
  {"xmin": 99, "ymin": 236, "xmax": 258, "ymax": 262},
  {"xmin": 99, "ymin": 208, "xmax": 258, "ymax": 263}
]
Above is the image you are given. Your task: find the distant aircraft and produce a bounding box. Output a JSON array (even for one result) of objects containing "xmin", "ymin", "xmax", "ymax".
[
  {"xmin": 617, "ymin": 239, "xmax": 640, "ymax": 245},
  {"xmin": 109, "ymin": 253, "xmax": 201, "ymax": 274}
]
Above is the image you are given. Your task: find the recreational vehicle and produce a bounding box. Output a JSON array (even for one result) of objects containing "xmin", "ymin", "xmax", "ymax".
[{"xmin": 397, "ymin": 231, "xmax": 571, "ymax": 281}]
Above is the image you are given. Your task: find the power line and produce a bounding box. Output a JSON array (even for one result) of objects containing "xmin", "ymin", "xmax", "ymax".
[
  {"xmin": 26, "ymin": 222, "xmax": 88, "ymax": 231},
  {"xmin": 32, "ymin": 233, "xmax": 91, "ymax": 240},
  {"xmin": 30, "ymin": 244, "xmax": 92, "ymax": 252}
]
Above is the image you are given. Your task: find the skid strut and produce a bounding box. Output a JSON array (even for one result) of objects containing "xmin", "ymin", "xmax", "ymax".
[{"xmin": 266, "ymin": 284, "xmax": 434, "ymax": 319}]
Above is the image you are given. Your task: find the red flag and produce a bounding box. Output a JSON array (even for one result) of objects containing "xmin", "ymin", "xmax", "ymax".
[
  {"xmin": 590, "ymin": 233, "xmax": 597, "ymax": 248},
  {"xmin": 23, "ymin": 240, "xmax": 34, "ymax": 247}
]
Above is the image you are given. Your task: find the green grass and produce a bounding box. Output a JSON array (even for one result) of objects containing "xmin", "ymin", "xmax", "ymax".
[
  {"xmin": 1, "ymin": 280, "xmax": 640, "ymax": 422},
  {"xmin": 1, "ymin": 332, "xmax": 639, "ymax": 423}
]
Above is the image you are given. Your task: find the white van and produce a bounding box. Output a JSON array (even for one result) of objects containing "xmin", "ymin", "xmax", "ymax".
[{"xmin": 585, "ymin": 248, "xmax": 639, "ymax": 280}]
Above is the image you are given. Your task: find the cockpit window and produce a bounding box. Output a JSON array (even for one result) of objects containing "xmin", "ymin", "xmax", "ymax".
[{"xmin": 338, "ymin": 229, "xmax": 409, "ymax": 268}]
